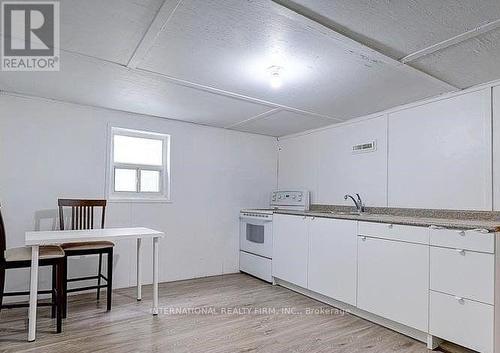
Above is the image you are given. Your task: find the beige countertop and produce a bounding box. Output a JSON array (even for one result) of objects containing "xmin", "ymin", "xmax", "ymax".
[{"xmin": 273, "ymin": 208, "xmax": 500, "ymax": 233}]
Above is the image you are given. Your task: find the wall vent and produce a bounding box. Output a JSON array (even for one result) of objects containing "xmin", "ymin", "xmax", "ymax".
[{"xmin": 352, "ymin": 140, "xmax": 376, "ymax": 154}]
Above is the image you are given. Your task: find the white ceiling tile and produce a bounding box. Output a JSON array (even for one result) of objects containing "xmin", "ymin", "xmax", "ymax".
[
  {"xmin": 410, "ymin": 28, "xmax": 500, "ymax": 89},
  {"xmin": 59, "ymin": 0, "xmax": 165, "ymax": 64},
  {"xmin": 0, "ymin": 52, "xmax": 272, "ymax": 127},
  {"xmin": 292, "ymin": 0, "xmax": 500, "ymax": 59},
  {"xmin": 137, "ymin": 0, "xmax": 452, "ymax": 120},
  {"xmin": 230, "ymin": 110, "xmax": 337, "ymax": 137}
]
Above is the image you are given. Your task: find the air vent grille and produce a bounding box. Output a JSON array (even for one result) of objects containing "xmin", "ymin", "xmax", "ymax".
[{"xmin": 352, "ymin": 140, "xmax": 376, "ymax": 154}]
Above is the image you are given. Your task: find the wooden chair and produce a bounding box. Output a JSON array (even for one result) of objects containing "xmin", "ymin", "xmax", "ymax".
[
  {"xmin": 58, "ymin": 199, "xmax": 114, "ymax": 318},
  {"xmin": 0, "ymin": 203, "xmax": 63, "ymax": 333}
]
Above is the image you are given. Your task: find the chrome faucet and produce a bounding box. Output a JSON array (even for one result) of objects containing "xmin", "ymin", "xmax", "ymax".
[
  {"xmin": 344, "ymin": 193, "xmax": 365, "ymax": 214},
  {"xmin": 355, "ymin": 193, "xmax": 365, "ymax": 212}
]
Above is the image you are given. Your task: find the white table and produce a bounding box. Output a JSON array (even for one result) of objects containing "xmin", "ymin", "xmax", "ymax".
[{"xmin": 25, "ymin": 227, "xmax": 164, "ymax": 342}]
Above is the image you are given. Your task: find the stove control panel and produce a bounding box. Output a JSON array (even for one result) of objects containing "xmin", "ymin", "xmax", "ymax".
[{"xmin": 270, "ymin": 190, "xmax": 310, "ymax": 210}]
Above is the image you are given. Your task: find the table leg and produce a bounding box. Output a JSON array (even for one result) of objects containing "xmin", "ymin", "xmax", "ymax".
[
  {"xmin": 28, "ymin": 245, "xmax": 39, "ymax": 342},
  {"xmin": 136, "ymin": 238, "xmax": 142, "ymax": 301},
  {"xmin": 152, "ymin": 237, "xmax": 159, "ymax": 315}
]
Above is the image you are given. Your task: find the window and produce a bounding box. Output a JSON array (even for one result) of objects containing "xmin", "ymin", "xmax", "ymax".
[{"xmin": 108, "ymin": 127, "xmax": 170, "ymax": 202}]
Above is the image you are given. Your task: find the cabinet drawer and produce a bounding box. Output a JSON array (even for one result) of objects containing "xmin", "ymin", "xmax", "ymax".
[
  {"xmin": 430, "ymin": 247, "xmax": 494, "ymax": 304},
  {"xmin": 429, "ymin": 228, "xmax": 494, "ymax": 253},
  {"xmin": 358, "ymin": 221, "xmax": 428, "ymax": 244},
  {"xmin": 430, "ymin": 291, "xmax": 493, "ymax": 353}
]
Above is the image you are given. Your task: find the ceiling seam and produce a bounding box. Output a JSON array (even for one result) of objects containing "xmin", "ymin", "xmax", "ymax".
[
  {"xmin": 400, "ymin": 19, "xmax": 500, "ymax": 63},
  {"xmin": 127, "ymin": 0, "xmax": 183, "ymax": 68},
  {"xmin": 270, "ymin": 0, "xmax": 459, "ymax": 91},
  {"xmin": 227, "ymin": 107, "xmax": 342, "ymax": 136},
  {"xmin": 225, "ymin": 108, "xmax": 281, "ymax": 129}
]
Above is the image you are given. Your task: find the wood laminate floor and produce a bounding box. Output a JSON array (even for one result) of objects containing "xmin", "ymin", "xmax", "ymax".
[{"xmin": 0, "ymin": 274, "xmax": 470, "ymax": 353}]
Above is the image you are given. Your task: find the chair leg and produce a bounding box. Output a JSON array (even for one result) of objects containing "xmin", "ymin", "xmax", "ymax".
[
  {"xmin": 97, "ymin": 253, "xmax": 102, "ymax": 301},
  {"xmin": 0, "ymin": 265, "xmax": 5, "ymax": 312},
  {"xmin": 56, "ymin": 260, "xmax": 63, "ymax": 333},
  {"xmin": 51, "ymin": 264, "xmax": 56, "ymax": 318},
  {"xmin": 106, "ymin": 248, "xmax": 113, "ymax": 311},
  {"xmin": 62, "ymin": 256, "xmax": 68, "ymax": 318}
]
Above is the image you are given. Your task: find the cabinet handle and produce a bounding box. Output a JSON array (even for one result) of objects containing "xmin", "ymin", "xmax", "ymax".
[
  {"xmin": 454, "ymin": 296, "xmax": 465, "ymax": 303},
  {"xmin": 429, "ymin": 225, "xmax": 444, "ymax": 230},
  {"xmin": 455, "ymin": 249, "xmax": 466, "ymax": 255},
  {"xmin": 472, "ymin": 228, "xmax": 489, "ymax": 234},
  {"xmin": 311, "ymin": 217, "xmax": 316, "ymax": 220},
  {"xmin": 361, "ymin": 236, "xmax": 367, "ymax": 241},
  {"xmin": 388, "ymin": 224, "xmax": 394, "ymax": 229},
  {"xmin": 457, "ymin": 230, "xmax": 466, "ymax": 236}
]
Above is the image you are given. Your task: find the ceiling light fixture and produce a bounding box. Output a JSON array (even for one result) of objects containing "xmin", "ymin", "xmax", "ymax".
[{"xmin": 268, "ymin": 65, "xmax": 282, "ymax": 89}]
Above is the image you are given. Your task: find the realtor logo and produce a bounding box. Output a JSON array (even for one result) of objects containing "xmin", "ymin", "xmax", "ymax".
[{"xmin": 1, "ymin": 1, "xmax": 59, "ymax": 71}]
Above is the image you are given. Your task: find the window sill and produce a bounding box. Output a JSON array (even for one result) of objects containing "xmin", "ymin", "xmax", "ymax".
[{"xmin": 108, "ymin": 197, "xmax": 172, "ymax": 204}]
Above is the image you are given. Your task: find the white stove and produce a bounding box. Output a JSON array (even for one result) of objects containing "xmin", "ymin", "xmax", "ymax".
[{"xmin": 239, "ymin": 190, "xmax": 310, "ymax": 282}]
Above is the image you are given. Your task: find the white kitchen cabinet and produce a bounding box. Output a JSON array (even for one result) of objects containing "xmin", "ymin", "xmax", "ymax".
[
  {"xmin": 273, "ymin": 215, "xmax": 499, "ymax": 352},
  {"xmin": 430, "ymin": 291, "xmax": 494, "ymax": 353},
  {"xmin": 428, "ymin": 229, "xmax": 497, "ymax": 352},
  {"xmin": 430, "ymin": 246, "xmax": 494, "ymax": 305},
  {"xmin": 272, "ymin": 214, "xmax": 309, "ymax": 288},
  {"xmin": 358, "ymin": 221, "xmax": 428, "ymax": 244},
  {"xmin": 429, "ymin": 228, "xmax": 494, "ymax": 253},
  {"xmin": 388, "ymin": 88, "xmax": 492, "ymax": 210},
  {"xmin": 308, "ymin": 218, "xmax": 357, "ymax": 305},
  {"xmin": 357, "ymin": 236, "xmax": 429, "ymax": 332}
]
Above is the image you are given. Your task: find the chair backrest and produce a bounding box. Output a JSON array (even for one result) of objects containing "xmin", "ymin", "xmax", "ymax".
[
  {"xmin": 0, "ymin": 203, "xmax": 5, "ymax": 263},
  {"xmin": 58, "ymin": 199, "xmax": 107, "ymax": 230}
]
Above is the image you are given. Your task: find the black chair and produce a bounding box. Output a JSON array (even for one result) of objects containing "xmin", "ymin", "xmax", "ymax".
[
  {"xmin": 58, "ymin": 199, "xmax": 113, "ymax": 318},
  {"xmin": 0, "ymin": 204, "xmax": 63, "ymax": 333}
]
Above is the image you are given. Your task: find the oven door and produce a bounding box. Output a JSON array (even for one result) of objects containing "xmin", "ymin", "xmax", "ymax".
[{"xmin": 239, "ymin": 214, "xmax": 273, "ymax": 259}]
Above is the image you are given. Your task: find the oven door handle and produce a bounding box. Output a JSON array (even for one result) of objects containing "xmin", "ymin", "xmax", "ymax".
[{"xmin": 240, "ymin": 215, "xmax": 273, "ymax": 222}]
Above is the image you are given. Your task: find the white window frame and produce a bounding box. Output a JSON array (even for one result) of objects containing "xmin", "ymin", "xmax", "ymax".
[{"xmin": 107, "ymin": 126, "xmax": 171, "ymax": 202}]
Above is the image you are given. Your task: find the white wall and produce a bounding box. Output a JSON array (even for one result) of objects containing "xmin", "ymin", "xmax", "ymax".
[
  {"xmin": 316, "ymin": 116, "xmax": 388, "ymax": 206},
  {"xmin": 388, "ymin": 89, "xmax": 491, "ymax": 210},
  {"xmin": 0, "ymin": 93, "xmax": 277, "ymax": 293},
  {"xmin": 278, "ymin": 132, "xmax": 319, "ymax": 202},
  {"xmin": 279, "ymin": 87, "xmax": 496, "ymax": 211},
  {"xmin": 278, "ymin": 116, "xmax": 388, "ymax": 206},
  {"xmin": 494, "ymin": 86, "xmax": 500, "ymax": 211}
]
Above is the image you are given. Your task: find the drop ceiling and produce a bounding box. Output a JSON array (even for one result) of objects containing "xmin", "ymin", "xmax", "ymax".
[{"xmin": 0, "ymin": 0, "xmax": 499, "ymax": 137}]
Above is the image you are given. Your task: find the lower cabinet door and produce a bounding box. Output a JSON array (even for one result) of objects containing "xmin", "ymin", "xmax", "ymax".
[
  {"xmin": 308, "ymin": 218, "xmax": 357, "ymax": 305},
  {"xmin": 272, "ymin": 214, "xmax": 308, "ymax": 288},
  {"xmin": 430, "ymin": 290, "xmax": 493, "ymax": 353},
  {"xmin": 357, "ymin": 236, "xmax": 429, "ymax": 332}
]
